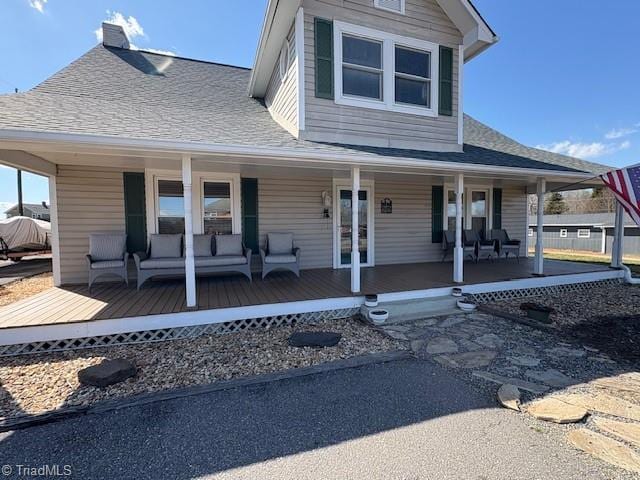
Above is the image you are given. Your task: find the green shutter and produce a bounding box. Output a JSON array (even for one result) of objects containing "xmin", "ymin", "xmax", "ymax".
[
  {"xmin": 438, "ymin": 46, "xmax": 453, "ymax": 116},
  {"xmin": 314, "ymin": 17, "xmax": 334, "ymax": 99},
  {"xmin": 123, "ymin": 172, "xmax": 147, "ymax": 253},
  {"xmin": 241, "ymin": 178, "xmax": 259, "ymax": 252},
  {"xmin": 432, "ymin": 185, "xmax": 444, "ymax": 243},
  {"xmin": 492, "ymin": 188, "xmax": 502, "ymax": 230}
]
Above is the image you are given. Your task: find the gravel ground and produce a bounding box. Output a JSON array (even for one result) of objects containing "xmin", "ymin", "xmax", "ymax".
[
  {"xmin": 0, "ymin": 272, "xmax": 53, "ymax": 307},
  {"xmin": 485, "ymin": 283, "xmax": 640, "ymax": 362},
  {"xmin": 0, "ymin": 317, "xmax": 403, "ymax": 419}
]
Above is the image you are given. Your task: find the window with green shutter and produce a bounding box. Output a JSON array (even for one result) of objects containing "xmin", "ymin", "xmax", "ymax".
[
  {"xmin": 438, "ymin": 46, "xmax": 453, "ymax": 116},
  {"xmin": 241, "ymin": 178, "xmax": 259, "ymax": 252},
  {"xmin": 314, "ymin": 18, "xmax": 334, "ymax": 99},
  {"xmin": 492, "ymin": 188, "xmax": 502, "ymax": 230},
  {"xmin": 123, "ymin": 172, "xmax": 147, "ymax": 253},
  {"xmin": 432, "ymin": 185, "xmax": 444, "ymax": 243}
]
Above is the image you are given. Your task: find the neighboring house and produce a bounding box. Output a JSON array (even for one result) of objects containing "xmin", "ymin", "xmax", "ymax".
[
  {"xmin": 4, "ymin": 202, "xmax": 50, "ymax": 221},
  {"xmin": 0, "ymin": 0, "xmax": 626, "ymax": 353},
  {"xmin": 529, "ymin": 212, "xmax": 640, "ymax": 256}
]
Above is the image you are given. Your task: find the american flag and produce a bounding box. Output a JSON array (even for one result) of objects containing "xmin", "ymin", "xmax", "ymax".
[{"xmin": 601, "ymin": 166, "xmax": 640, "ymax": 227}]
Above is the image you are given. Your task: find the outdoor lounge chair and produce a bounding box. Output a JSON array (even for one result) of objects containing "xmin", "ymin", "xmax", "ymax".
[
  {"xmin": 442, "ymin": 230, "xmax": 476, "ymax": 262},
  {"xmin": 86, "ymin": 233, "xmax": 128, "ymax": 291},
  {"xmin": 489, "ymin": 229, "xmax": 522, "ymax": 261},
  {"xmin": 133, "ymin": 233, "xmax": 252, "ymax": 290},
  {"xmin": 260, "ymin": 232, "xmax": 300, "ymax": 279},
  {"xmin": 464, "ymin": 229, "xmax": 496, "ymax": 262}
]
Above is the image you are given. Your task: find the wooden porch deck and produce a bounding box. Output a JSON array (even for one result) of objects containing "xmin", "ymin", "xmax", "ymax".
[{"xmin": 0, "ymin": 259, "xmax": 610, "ymax": 329}]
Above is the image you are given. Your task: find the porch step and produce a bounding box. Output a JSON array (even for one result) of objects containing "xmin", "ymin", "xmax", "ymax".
[{"xmin": 361, "ymin": 295, "xmax": 460, "ymax": 324}]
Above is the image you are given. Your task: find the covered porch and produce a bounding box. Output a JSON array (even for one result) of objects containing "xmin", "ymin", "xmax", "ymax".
[{"xmin": 0, "ymin": 258, "xmax": 613, "ymax": 330}]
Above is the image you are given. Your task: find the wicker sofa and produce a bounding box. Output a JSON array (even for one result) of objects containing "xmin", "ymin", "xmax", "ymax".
[{"xmin": 133, "ymin": 233, "xmax": 252, "ymax": 289}]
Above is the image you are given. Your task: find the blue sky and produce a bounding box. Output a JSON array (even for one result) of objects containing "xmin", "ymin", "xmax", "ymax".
[{"xmin": 0, "ymin": 0, "xmax": 638, "ymax": 210}]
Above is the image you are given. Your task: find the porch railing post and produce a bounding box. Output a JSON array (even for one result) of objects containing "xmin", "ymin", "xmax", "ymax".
[
  {"xmin": 351, "ymin": 166, "xmax": 361, "ymax": 293},
  {"xmin": 534, "ymin": 177, "xmax": 546, "ymax": 275},
  {"xmin": 182, "ymin": 154, "xmax": 197, "ymax": 307},
  {"xmin": 611, "ymin": 200, "xmax": 624, "ymax": 268},
  {"xmin": 453, "ymin": 172, "xmax": 464, "ymax": 283}
]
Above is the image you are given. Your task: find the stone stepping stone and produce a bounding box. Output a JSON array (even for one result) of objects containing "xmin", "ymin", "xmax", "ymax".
[
  {"xmin": 591, "ymin": 373, "xmax": 640, "ymax": 395},
  {"xmin": 526, "ymin": 398, "xmax": 588, "ymax": 424},
  {"xmin": 434, "ymin": 350, "xmax": 497, "ymax": 369},
  {"xmin": 385, "ymin": 330, "xmax": 408, "ymax": 341},
  {"xmin": 472, "ymin": 371, "xmax": 549, "ymax": 394},
  {"xmin": 568, "ymin": 428, "xmax": 640, "ymax": 474},
  {"xmin": 594, "ymin": 417, "xmax": 640, "ymax": 448},
  {"xmin": 507, "ymin": 355, "xmax": 541, "ymax": 367},
  {"xmin": 426, "ymin": 337, "xmax": 458, "ymax": 354},
  {"xmin": 556, "ymin": 392, "xmax": 640, "ymax": 422},
  {"xmin": 410, "ymin": 339, "xmax": 426, "ymax": 353},
  {"xmin": 525, "ymin": 368, "xmax": 575, "ymax": 388},
  {"xmin": 440, "ymin": 316, "xmax": 466, "ymax": 328},
  {"xmin": 78, "ymin": 359, "xmax": 137, "ymax": 388},
  {"xmin": 474, "ymin": 333, "xmax": 504, "ymax": 349},
  {"xmin": 288, "ymin": 331, "xmax": 341, "ymax": 347},
  {"xmin": 497, "ymin": 384, "xmax": 521, "ymax": 411}
]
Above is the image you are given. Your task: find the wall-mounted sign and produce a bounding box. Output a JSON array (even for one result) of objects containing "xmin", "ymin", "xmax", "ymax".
[{"xmin": 381, "ymin": 198, "xmax": 392, "ymax": 214}]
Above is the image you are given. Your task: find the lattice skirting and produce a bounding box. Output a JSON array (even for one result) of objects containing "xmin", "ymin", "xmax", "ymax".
[
  {"xmin": 0, "ymin": 307, "xmax": 360, "ymax": 357},
  {"xmin": 469, "ymin": 278, "xmax": 622, "ymax": 304}
]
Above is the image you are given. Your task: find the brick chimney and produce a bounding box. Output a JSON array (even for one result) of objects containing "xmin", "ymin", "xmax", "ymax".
[{"xmin": 101, "ymin": 22, "xmax": 130, "ymax": 49}]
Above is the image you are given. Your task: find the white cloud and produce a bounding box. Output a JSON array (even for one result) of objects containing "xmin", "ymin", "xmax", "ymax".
[
  {"xmin": 95, "ymin": 11, "xmax": 176, "ymax": 56},
  {"xmin": 95, "ymin": 11, "xmax": 145, "ymax": 42},
  {"xmin": 536, "ymin": 140, "xmax": 631, "ymax": 159},
  {"xmin": 28, "ymin": 0, "xmax": 47, "ymax": 13},
  {"xmin": 605, "ymin": 127, "xmax": 637, "ymax": 139}
]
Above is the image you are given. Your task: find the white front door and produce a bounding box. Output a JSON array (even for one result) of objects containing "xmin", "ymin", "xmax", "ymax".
[{"xmin": 334, "ymin": 186, "xmax": 374, "ymax": 268}]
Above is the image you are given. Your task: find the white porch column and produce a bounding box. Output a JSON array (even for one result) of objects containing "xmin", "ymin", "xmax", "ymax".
[
  {"xmin": 453, "ymin": 173, "xmax": 464, "ymax": 283},
  {"xmin": 351, "ymin": 166, "xmax": 361, "ymax": 293},
  {"xmin": 182, "ymin": 155, "xmax": 197, "ymax": 307},
  {"xmin": 534, "ymin": 178, "xmax": 546, "ymax": 275},
  {"xmin": 611, "ymin": 200, "xmax": 624, "ymax": 268}
]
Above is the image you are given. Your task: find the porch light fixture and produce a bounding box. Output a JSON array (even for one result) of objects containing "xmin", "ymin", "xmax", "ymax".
[{"xmin": 322, "ymin": 191, "xmax": 332, "ymax": 218}]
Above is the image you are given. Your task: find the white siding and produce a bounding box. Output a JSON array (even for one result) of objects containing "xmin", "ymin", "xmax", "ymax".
[
  {"xmin": 258, "ymin": 176, "xmax": 333, "ymax": 269},
  {"xmin": 264, "ymin": 24, "xmax": 299, "ymax": 136},
  {"xmin": 375, "ymin": 179, "xmax": 441, "ymax": 264},
  {"xmin": 501, "ymin": 186, "xmax": 528, "ymax": 256},
  {"xmin": 302, "ymin": 0, "xmax": 462, "ymax": 150},
  {"xmin": 56, "ymin": 166, "xmax": 126, "ymax": 284}
]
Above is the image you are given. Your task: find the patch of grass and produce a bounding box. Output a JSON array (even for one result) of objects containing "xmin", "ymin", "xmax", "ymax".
[{"xmin": 528, "ymin": 249, "xmax": 640, "ymax": 274}]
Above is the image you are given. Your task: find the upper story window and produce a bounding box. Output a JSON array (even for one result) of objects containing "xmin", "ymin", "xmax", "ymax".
[
  {"xmin": 374, "ymin": 0, "xmax": 405, "ymax": 14},
  {"xmin": 334, "ymin": 21, "xmax": 439, "ymax": 117},
  {"xmin": 342, "ymin": 35, "xmax": 383, "ymax": 100}
]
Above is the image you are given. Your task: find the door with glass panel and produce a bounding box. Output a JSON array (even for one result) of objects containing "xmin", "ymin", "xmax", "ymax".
[{"xmin": 338, "ymin": 189, "xmax": 370, "ymax": 266}]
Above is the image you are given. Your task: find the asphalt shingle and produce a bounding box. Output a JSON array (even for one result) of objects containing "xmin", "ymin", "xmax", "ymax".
[{"xmin": 0, "ymin": 45, "xmax": 610, "ymax": 174}]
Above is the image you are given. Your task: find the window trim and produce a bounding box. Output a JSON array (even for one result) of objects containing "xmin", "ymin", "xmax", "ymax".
[
  {"xmin": 559, "ymin": 228, "xmax": 568, "ymax": 238},
  {"xmin": 374, "ymin": 0, "xmax": 405, "ymax": 15},
  {"xmin": 145, "ymin": 169, "xmax": 241, "ymax": 237},
  {"xmin": 443, "ymin": 185, "xmax": 492, "ymax": 233},
  {"xmin": 528, "ymin": 228, "xmax": 534, "ymax": 237},
  {"xmin": 577, "ymin": 228, "xmax": 591, "ymax": 239},
  {"xmin": 279, "ymin": 43, "xmax": 289, "ymax": 81},
  {"xmin": 333, "ymin": 21, "xmax": 439, "ymax": 117}
]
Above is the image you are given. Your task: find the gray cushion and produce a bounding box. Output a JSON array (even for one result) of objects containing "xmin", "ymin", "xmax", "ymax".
[
  {"xmin": 150, "ymin": 234, "xmax": 182, "ymax": 258},
  {"xmin": 268, "ymin": 233, "xmax": 293, "ymax": 255},
  {"xmin": 195, "ymin": 255, "xmax": 247, "ymax": 267},
  {"xmin": 264, "ymin": 254, "xmax": 296, "ymax": 264},
  {"xmin": 140, "ymin": 258, "xmax": 185, "ymax": 269},
  {"xmin": 193, "ymin": 234, "xmax": 213, "ymax": 257},
  {"xmin": 90, "ymin": 260, "xmax": 125, "ymax": 269},
  {"xmin": 215, "ymin": 234, "xmax": 243, "ymax": 256},
  {"xmin": 89, "ymin": 234, "xmax": 126, "ymax": 261}
]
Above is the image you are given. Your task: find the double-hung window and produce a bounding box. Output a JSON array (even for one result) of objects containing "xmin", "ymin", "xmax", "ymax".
[
  {"xmin": 394, "ymin": 46, "xmax": 431, "ymax": 108},
  {"xmin": 342, "ymin": 35, "xmax": 383, "ymax": 100},
  {"xmin": 334, "ymin": 21, "xmax": 439, "ymax": 117}
]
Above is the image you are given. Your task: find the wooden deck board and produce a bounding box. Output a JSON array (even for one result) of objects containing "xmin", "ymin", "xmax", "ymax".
[{"xmin": 0, "ymin": 259, "xmax": 611, "ymax": 329}]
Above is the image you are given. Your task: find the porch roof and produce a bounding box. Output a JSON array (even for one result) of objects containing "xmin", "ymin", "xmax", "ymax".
[{"xmin": 0, "ymin": 45, "xmax": 608, "ymax": 176}]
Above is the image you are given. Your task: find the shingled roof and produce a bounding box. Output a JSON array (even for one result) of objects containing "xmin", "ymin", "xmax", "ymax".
[{"xmin": 0, "ymin": 45, "xmax": 609, "ymax": 174}]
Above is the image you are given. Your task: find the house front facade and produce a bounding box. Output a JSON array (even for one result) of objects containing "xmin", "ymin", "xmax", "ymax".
[{"xmin": 0, "ymin": 0, "xmax": 626, "ymax": 353}]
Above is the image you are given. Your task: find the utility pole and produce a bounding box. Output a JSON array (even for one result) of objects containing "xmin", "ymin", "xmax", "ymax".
[{"xmin": 17, "ymin": 169, "xmax": 24, "ymax": 216}]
